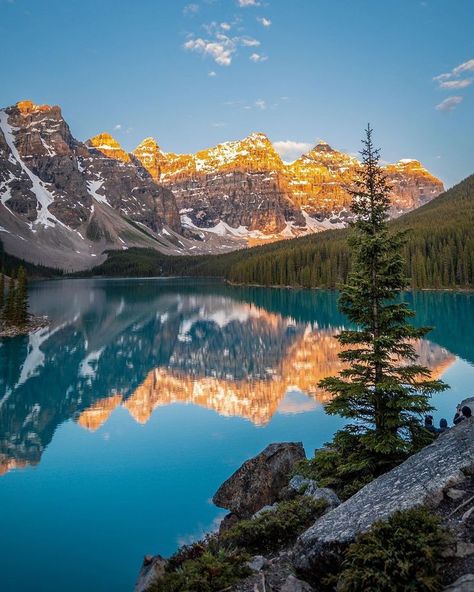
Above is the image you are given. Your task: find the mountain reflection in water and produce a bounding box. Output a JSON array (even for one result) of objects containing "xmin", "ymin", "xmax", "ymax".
[{"xmin": 0, "ymin": 278, "xmax": 464, "ymax": 477}]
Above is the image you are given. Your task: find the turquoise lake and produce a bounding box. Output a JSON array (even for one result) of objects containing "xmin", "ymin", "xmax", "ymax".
[{"xmin": 0, "ymin": 278, "xmax": 473, "ymax": 592}]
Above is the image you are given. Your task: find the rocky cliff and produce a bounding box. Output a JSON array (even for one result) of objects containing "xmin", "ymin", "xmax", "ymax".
[
  {"xmin": 133, "ymin": 134, "xmax": 444, "ymax": 236},
  {"xmin": 0, "ymin": 100, "xmax": 444, "ymax": 269}
]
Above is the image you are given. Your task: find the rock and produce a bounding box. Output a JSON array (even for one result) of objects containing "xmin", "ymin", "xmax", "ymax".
[
  {"xmin": 134, "ymin": 555, "xmax": 167, "ymax": 592},
  {"xmin": 247, "ymin": 555, "xmax": 268, "ymax": 572},
  {"xmin": 447, "ymin": 488, "xmax": 467, "ymax": 501},
  {"xmin": 230, "ymin": 554, "xmax": 314, "ymax": 591},
  {"xmin": 455, "ymin": 542, "xmax": 474, "ymax": 558},
  {"xmin": 443, "ymin": 574, "xmax": 474, "ymax": 591},
  {"xmin": 288, "ymin": 475, "xmax": 340, "ymax": 509},
  {"xmin": 213, "ymin": 442, "xmax": 306, "ymax": 519},
  {"xmin": 253, "ymin": 504, "xmax": 278, "ymax": 518},
  {"xmin": 280, "ymin": 575, "xmax": 314, "ymax": 592},
  {"xmin": 293, "ymin": 418, "xmax": 474, "ymax": 574},
  {"xmin": 218, "ymin": 512, "xmax": 240, "ymax": 535}
]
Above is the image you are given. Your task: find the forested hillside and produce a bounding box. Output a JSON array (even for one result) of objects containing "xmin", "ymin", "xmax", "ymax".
[
  {"xmin": 227, "ymin": 173, "xmax": 474, "ymax": 289},
  {"xmin": 77, "ymin": 173, "xmax": 473, "ymax": 290}
]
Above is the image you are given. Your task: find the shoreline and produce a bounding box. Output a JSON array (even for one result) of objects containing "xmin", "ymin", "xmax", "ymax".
[
  {"xmin": 0, "ymin": 315, "xmax": 49, "ymax": 338},
  {"xmin": 27, "ymin": 274, "xmax": 474, "ymax": 293}
]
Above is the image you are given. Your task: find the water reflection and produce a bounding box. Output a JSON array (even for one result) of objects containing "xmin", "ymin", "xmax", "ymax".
[{"xmin": 0, "ymin": 279, "xmax": 465, "ymax": 477}]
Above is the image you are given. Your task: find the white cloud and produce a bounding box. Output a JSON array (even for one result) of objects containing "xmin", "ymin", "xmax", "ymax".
[
  {"xmin": 433, "ymin": 58, "xmax": 474, "ymax": 89},
  {"xmin": 452, "ymin": 58, "xmax": 474, "ymax": 76},
  {"xmin": 208, "ymin": 70, "xmax": 217, "ymax": 77},
  {"xmin": 250, "ymin": 52, "xmax": 268, "ymax": 62},
  {"xmin": 255, "ymin": 99, "xmax": 266, "ymax": 110},
  {"xmin": 257, "ymin": 17, "xmax": 271, "ymax": 27},
  {"xmin": 184, "ymin": 37, "xmax": 235, "ymax": 66},
  {"xmin": 241, "ymin": 37, "xmax": 260, "ymax": 47},
  {"xmin": 113, "ymin": 124, "xmax": 122, "ymax": 130},
  {"xmin": 439, "ymin": 79, "xmax": 473, "ymax": 90},
  {"xmin": 183, "ymin": 3, "xmax": 199, "ymax": 16},
  {"xmin": 238, "ymin": 0, "xmax": 259, "ymax": 6},
  {"xmin": 220, "ymin": 22, "xmax": 231, "ymax": 30},
  {"xmin": 273, "ymin": 140, "xmax": 312, "ymax": 160},
  {"xmin": 435, "ymin": 96, "xmax": 463, "ymax": 112}
]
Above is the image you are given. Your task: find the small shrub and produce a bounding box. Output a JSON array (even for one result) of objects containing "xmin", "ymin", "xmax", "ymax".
[
  {"xmin": 293, "ymin": 430, "xmax": 382, "ymax": 501},
  {"xmin": 222, "ymin": 496, "xmax": 327, "ymax": 554},
  {"xmin": 150, "ymin": 549, "xmax": 251, "ymax": 592},
  {"xmin": 336, "ymin": 507, "xmax": 449, "ymax": 592}
]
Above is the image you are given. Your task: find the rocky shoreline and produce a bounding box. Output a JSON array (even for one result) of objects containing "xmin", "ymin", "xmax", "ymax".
[
  {"xmin": 136, "ymin": 399, "xmax": 474, "ymax": 592},
  {"xmin": 0, "ymin": 315, "xmax": 48, "ymax": 338}
]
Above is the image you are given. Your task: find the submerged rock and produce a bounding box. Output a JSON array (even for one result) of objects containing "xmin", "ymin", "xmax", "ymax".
[
  {"xmin": 293, "ymin": 418, "xmax": 474, "ymax": 573},
  {"xmin": 213, "ymin": 442, "xmax": 305, "ymax": 519}
]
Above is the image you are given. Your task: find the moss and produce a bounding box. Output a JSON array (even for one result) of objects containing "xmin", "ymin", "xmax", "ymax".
[
  {"xmin": 149, "ymin": 549, "xmax": 251, "ymax": 592},
  {"xmin": 222, "ymin": 496, "xmax": 327, "ymax": 554},
  {"xmin": 335, "ymin": 507, "xmax": 450, "ymax": 592}
]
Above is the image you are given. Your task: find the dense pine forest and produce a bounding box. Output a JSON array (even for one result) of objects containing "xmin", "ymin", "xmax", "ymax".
[
  {"xmin": 2, "ymin": 173, "xmax": 473, "ymax": 290},
  {"xmin": 227, "ymin": 173, "xmax": 474, "ymax": 289}
]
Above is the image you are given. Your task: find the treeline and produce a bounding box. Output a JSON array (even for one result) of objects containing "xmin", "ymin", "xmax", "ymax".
[
  {"xmin": 227, "ymin": 173, "xmax": 474, "ymax": 290},
  {"xmin": 0, "ymin": 266, "xmax": 28, "ymax": 327}
]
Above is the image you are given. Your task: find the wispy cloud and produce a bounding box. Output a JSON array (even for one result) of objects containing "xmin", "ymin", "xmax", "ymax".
[
  {"xmin": 257, "ymin": 17, "xmax": 271, "ymax": 27},
  {"xmin": 255, "ymin": 98, "xmax": 266, "ymax": 110},
  {"xmin": 273, "ymin": 140, "xmax": 312, "ymax": 160},
  {"xmin": 433, "ymin": 58, "xmax": 474, "ymax": 88},
  {"xmin": 183, "ymin": 3, "xmax": 199, "ymax": 16},
  {"xmin": 220, "ymin": 22, "xmax": 231, "ymax": 30},
  {"xmin": 435, "ymin": 96, "xmax": 463, "ymax": 112},
  {"xmin": 238, "ymin": 0, "xmax": 260, "ymax": 6},
  {"xmin": 452, "ymin": 58, "xmax": 474, "ymax": 76},
  {"xmin": 211, "ymin": 121, "xmax": 226, "ymax": 127},
  {"xmin": 241, "ymin": 37, "xmax": 260, "ymax": 47},
  {"xmin": 113, "ymin": 124, "xmax": 122, "ymax": 130},
  {"xmin": 439, "ymin": 79, "xmax": 473, "ymax": 90},
  {"xmin": 250, "ymin": 52, "xmax": 268, "ymax": 62},
  {"xmin": 208, "ymin": 70, "xmax": 217, "ymax": 77}
]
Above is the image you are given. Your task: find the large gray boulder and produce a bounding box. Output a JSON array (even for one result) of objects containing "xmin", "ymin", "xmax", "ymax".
[
  {"xmin": 293, "ymin": 418, "xmax": 474, "ymax": 573},
  {"xmin": 213, "ymin": 442, "xmax": 305, "ymax": 519}
]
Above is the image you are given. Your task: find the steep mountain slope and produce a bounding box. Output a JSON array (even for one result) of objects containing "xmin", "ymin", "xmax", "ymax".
[
  {"xmin": 89, "ymin": 173, "xmax": 474, "ymax": 291},
  {"xmin": 0, "ymin": 99, "xmax": 444, "ymax": 269},
  {"xmin": 226, "ymin": 173, "xmax": 474, "ymax": 289},
  {"xmin": 0, "ymin": 102, "xmax": 235, "ymax": 270},
  {"xmin": 133, "ymin": 134, "xmax": 443, "ymax": 234}
]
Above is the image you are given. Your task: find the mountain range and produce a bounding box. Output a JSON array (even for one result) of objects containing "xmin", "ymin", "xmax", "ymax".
[{"xmin": 0, "ymin": 100, "xmax": 444, "ymax": 270}]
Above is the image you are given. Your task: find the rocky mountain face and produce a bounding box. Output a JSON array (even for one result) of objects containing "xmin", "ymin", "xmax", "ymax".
[
  {"xmin": 134, "ymin": 134, "xmax": 444, "ymax": 235},
  {"xmin": 0, "ymin": 101, "xmax": 195, "ymax": 270},
  {"xmin": 0, "ymin": 100, "xmax": 444, "ymax": 269}
]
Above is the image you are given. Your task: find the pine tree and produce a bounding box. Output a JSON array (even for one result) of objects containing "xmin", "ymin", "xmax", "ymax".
[
  {"xmin": 14, "ymin": 266, "xmax": 28, "ymax": 326},
  {"xmin": 316, "ymin": 126, "xmax": 448, "ymax": 498},
  {"xmin": 0, "ymin": 269, "xmax": 4, "ymax": 311},
  {"xmin": 3, "ymin": 269, "xmax": 17, "ymax": 323}
]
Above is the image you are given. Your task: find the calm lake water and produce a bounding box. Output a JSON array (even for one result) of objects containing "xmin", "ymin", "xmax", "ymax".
[{"xmin": 0, "ymin": 278, "xmax": 473, "ymax": 592}]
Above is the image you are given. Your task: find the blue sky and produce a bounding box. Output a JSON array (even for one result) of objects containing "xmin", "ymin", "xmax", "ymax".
[{"xmin": 1, "ymin": 0, "xmax": 473, "ymax": 187}]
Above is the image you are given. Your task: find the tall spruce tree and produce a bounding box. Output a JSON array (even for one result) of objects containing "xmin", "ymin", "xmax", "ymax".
[
  {"xmin": 316, "ymin": 126, "xmax": 447, "ymax": 498},
  {"xmin": 3, "ymin": 269, "xmax": 17, "ymax": 323},
  {"xmin": 14, "ymin": 266, "xmax": 28, "ymax": 326}
]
